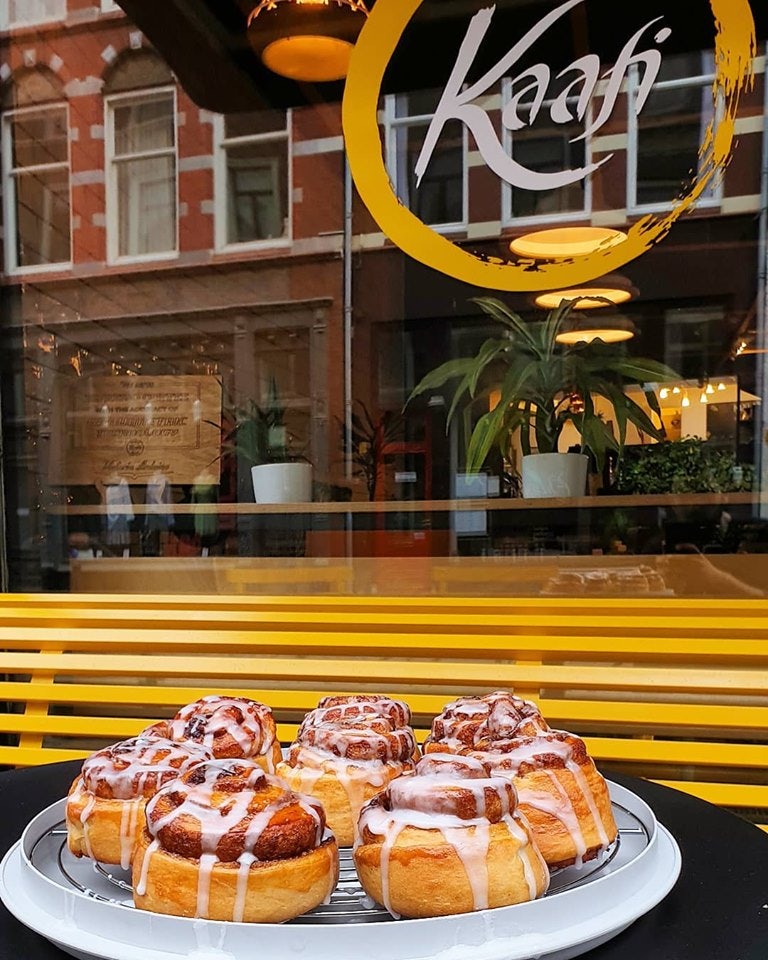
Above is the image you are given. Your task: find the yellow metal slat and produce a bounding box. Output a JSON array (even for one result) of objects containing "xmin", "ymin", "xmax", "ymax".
[
  {"xmin": 654, "ymin": 780, "xmax": 768, "ymax": 808},
  {"xmin": 0, "ymin": 745, "xmax": 90, "ymax": 767},
  {"xmin": 2, "ymin": 626, "xmax": 768, "ymax": 662},
  {"xmin": 2, "ymin": 652, "xmax": 766, "ymax": 695},
  {"xmin": 586, "ymin": 737, "xmax": 768, "ymax": 769}
]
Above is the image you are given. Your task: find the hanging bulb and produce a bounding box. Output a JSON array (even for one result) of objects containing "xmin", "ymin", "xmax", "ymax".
[
  {"xmin": 681, "ymin": 394, "xmax": 691, "ymax": 408},
  {"xmin": 659, "ymin": 388, "xmax": 669, "ymax": 400},
  {"xmin": 706, "ymin": 383, "xmax": 714, "ymax": 395},
  {"xmin": 672, "ymin": 386, "xmax": 681, "ymax": 395},
  {"xmin": 717, "ymin": 382, "xmax": 726, "ymax": 392},
  {"xmin": 700, "ymin": 391, "xmax": 708, "ymax": 404}
]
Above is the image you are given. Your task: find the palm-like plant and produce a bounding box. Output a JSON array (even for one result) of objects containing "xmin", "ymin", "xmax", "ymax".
[{"xmin": 409, "ymin": 298, "xmax": 678, "ymax": 474}]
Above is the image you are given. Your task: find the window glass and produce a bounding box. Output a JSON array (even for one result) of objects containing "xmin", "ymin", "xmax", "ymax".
[
  {"xmin": 4, "ymin": 105, "xmax": 71, "ymax": 269},
  {"xmin": 6, "ymin": 0, "xmax": 65, "ymax": 27},
  {"xmin": 108, "ymin": 93, "xmax": 176, "ymax": 258},
  {"xmin": 219, "ymin": 110, "xmax": 289, "ymax": 245},
  {"xmin": 0, "ymin": 0, "xmax": 765, "ymax": 605}
]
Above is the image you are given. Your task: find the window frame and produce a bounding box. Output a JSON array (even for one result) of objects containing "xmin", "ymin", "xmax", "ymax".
[
  {"xmin": 104, "ymin": 85, "xmax": 180, "ymax": 266},
  {"xmin": 501, "ymin": 79, "xmax": 593, "ymax": 229},
  {"xmin": 1, "ymin": 100, "xmax": 73, "ymax": 276},
  {"xmin": 383, "ymin": 93, "xmax": 468, "ymax": 234},
  {"xmin": 212, "ymin": 109, "xmax": 293, "ymax": 253},
  {"xmin": 0, "ymin": 0, "xmax": 67, "ymax": 30},
  {"xmin": 100, "ymin": 0, "xmax": 120, "ymax": 11},
  {"xmin": 627, "ymin": 60, "xmax": 724, "ymax": 215}
]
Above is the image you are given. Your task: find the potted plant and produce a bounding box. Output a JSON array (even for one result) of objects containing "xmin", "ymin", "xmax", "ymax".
[
  {"xmin": 409, "ymin": 298, "xmax": 677, "ymax": 499},
  {"xmin": 340, "ymin": 401, "xmax": 403, "ymax": 501},
  {"xmin": 218, "ymin": 378, "xmax": 312, "ymax": 504}
]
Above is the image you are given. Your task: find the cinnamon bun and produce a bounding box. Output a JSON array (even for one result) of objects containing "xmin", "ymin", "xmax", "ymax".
[
  {"xmin": 424, "ymin": 691, "xmax": 549, "ymax": 754},
  {"xmin": 467, "ymin": 731, "xmax": 618, "ymax": 869},
  {"xmin": 132, "ymin": 758, "xmax": 338, "ymax": 922},
  {"xmin": 276, "ymin": 695, "xmax": 418, "ymax": 846},
  {"xmin": 354, "ymin": 753, "xmax": 549, "ymax": 918},
  {"xmin": 66, "ymin": 735, "xmax": 212, "ymax": 867},
  {"xmin": 163, "ymin": 695, "xmax": 282, "ymax": 772}
]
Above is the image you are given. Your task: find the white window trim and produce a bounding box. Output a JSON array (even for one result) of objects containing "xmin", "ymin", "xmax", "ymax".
[
  {"xmin": 100, "ymin": 0, "xmax": 121, "ymax": 11},
  {"xmin": 1, "ymin": 101, "xmax": 73, "ymax": 276},
  {"xmin": 212, "ymin": 110, "xmax": 293, "ymax": 253},
  {"xmin": 383, "ymin": 94, "xmax": 468, "ymax": 234},
  {"xmin": 0, "ymin": 0, "xmax": 67, "ymax": 30},
  {"xmin": 104, "ymin": 86, "xmax": 180, "ymax": 266},
  {"xmin": 627, "ymin": 64, "xmax": 724, "ymax": 215},
  {"xmin": 501, "ymin": 77, "xmax": 593, "ymax": 229}
]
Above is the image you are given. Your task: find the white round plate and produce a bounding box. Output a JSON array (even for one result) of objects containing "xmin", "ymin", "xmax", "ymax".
[{"xmin": 0, "ymin": 781, "xmax": 681, "ymax": 960}]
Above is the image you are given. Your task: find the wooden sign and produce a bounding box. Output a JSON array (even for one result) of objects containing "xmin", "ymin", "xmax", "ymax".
[{"xmin": 50, "ymin": 375, "xmax": 222, "ymax": 486}]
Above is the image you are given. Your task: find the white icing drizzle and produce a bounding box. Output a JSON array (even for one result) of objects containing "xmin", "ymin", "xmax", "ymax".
[
  {"xmin": 168, "ymin": 696, "xmax": 277, "ymax": 762},
  {"xmin": 565, "ymin": 760, "xmax": 611, "ymax": 849},
  {"xmin": 81, "ymin": 735, "xmax": 212, "ymax": 800},
  {"xmin": 79, "ymin": 787, "xmax": 96, "ymax": 859},
  {"xmin": 142, "ymin": 759, "xmax": 325, "ymax": 920},
  {"xmin": 428, "ymin": 692, "xmax": 548, "ymax": 752},
  {"xmin": 358, "ymin": 759, "xmax": 546, "ymax": 916},
  {"xmin": 135, "ymin": 838, "xmax": 159, "ymax": 897}
]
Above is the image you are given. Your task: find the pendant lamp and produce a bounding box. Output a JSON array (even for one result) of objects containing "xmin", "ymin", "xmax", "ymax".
[{"xmin": 248, "ymin": 0, "xmax": 369, "ymax": 83}]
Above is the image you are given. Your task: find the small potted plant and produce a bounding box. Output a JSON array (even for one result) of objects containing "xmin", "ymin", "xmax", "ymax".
[
  {"xmin": 409, "ymin": 297, "xmax": 677, "ymax": 499},
  {"xmin": 218, "ymin": 378, "xmax": 312, "ymax": 504},
  {"xmin": 340, "ymin": 401, "xmax": 403, "ymax": 501}
]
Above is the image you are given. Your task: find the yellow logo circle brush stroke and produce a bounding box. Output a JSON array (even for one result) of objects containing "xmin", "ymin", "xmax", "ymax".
[{"xmin": 342, "ymin": 0, "xmax": 756, "ymax": 292}]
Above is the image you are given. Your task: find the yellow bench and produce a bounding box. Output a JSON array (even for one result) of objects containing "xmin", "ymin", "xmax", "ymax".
[{"xmin": 1, "ymin": 593, "xmax": 767, "ymax": 830}]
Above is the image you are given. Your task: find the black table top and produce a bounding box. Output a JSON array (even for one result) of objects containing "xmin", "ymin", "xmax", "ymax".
[{"xmin": 1, "ymin": 762, "xmax": 767, "ymax": 959}]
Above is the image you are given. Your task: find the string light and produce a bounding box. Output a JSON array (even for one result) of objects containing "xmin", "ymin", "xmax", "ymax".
[
  {"xmin": 681, "ymin": 394, "xmax": 691, "ymax": 408},
  {"xmin": 659, "ymin": 388, "xmax": 669, "ymax": 400}
]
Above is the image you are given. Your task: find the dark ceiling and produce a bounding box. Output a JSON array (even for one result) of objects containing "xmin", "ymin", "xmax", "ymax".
[{"xmin": 118, "ymin": 0, "xmax": 768, "ymax": 113}]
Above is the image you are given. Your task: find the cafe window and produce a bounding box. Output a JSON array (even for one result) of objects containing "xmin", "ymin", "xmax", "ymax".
[
  {"xmin": 213, "ymin": 110, "xmax": 291, "ymax": 249},
  {"xmin": 105, "ymin": 88, "xmax": 178, "ymax": 262},
  {"xmin": 502, "ymin": 84, "xmax": 591, "ymax": 225},
  {"xmin": 629, "ymin": 51, "xmax": 721, "ymax": 212},
  {"xmin": 1, "ymin": 73, "xmax": 71, "ymax": 273},
  {"xmin": 384, "ymin": 90, "xmax": 466, "ymax": 230},
  {"xmin": 0, "ymin": 0, "xmax": 66, "ymax": 29}
]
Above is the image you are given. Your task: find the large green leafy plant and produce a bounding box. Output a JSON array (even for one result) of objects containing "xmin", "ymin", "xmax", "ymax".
[{"xmin": 410, "ymin": 298, "xmax": 677, "ymax": 473}]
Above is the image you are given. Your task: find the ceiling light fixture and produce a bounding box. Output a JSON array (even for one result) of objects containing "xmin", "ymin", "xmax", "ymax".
[
  {"xmin": 536, "ymin": 274, "xmax": 637, "ymax": 312},
  {"xmin": 248, "ymin": 0, "xmax": 369, "ymax": 83},
  {"xmin": 510, "ymin": 226, "xmax": 629, "ymax": 259}
]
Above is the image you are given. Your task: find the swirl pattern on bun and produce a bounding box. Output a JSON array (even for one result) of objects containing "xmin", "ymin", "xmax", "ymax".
[
  {"xmin": 66, "ymin": 735, "xmax": 212, "ymax": 868},
  {"xmin": 133, "ymin": 759, "xmax": 338, "ymax": 922},
  {"xmin": 354, "ymin": 753, "xmax": 549, "ymax": 918},
  {"xmin": 277, "ymin": 694, "xmax": 418, "ymax": 846}
]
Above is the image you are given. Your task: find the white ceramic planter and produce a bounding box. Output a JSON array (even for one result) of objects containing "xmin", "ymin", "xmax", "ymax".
[
  {"xmin": 522, "ymin": 453, "xmax": 589, "ymax": 499},
  {"xmin": 251, "ymin": 463, "xmax": 312, "ymax": 504}
]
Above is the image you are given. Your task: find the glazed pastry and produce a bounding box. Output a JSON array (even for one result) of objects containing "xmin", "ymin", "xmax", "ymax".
[
  {"xmin": 66, "ymin": 735, "xmax": 212, "ymax": 867},
  {"xmin": 276, "ymin": 695, "xmax": 418, "ymax": 846},
  {"xmin": 354, "ymin": 753, "xmax": 549, "ymax": 918},
  {"xmin": 424, "ymin": 691, "xmax": 549, "ymax": 754},
  {"xmin": 132, "ymin": 758, "xmax": 338, "ymax": 922},
  {"xmin": 160, "ymin": 695, "xmax": 282, "ymax": 772},
  {"xmin": 467, "ymin": 731, "xmax": 618, "ymax": 868}
]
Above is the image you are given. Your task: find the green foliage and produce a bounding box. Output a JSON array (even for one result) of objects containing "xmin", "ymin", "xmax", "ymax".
[
  {"xmin": 340, "ymin": 402, "xmax": 403, "ymax": 501},
  {"xmin": 614, "ymin": 438, "xmax": 755, "ymax": 495},
  {"xmin": 213, "ymin": 377, "xmax": 300, "ymax": 466},
  {"xmin": 409, "ymin": 297, "xmax": 678, "ymax": 473}
]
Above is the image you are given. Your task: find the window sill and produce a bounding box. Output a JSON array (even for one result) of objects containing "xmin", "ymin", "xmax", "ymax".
[
  {"xmin": 214, "ymin": 239, "xmax": 292, "ymax": 255},
  {"xmin": 107, "ymin": 251, "xmax": 180, "ymax": 267},
  {"xmin": 3, "ymin": 262, "xmax": 73, "ymax": 279}
]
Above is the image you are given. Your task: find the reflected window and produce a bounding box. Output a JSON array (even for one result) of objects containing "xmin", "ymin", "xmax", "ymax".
[
  {"xmin": 2, "ymin": 0, "xmax": 66, "ymax": 28},
  {"xmin": 502, "ymin": 83, "xmax": 590, "ymax": 224},
  {"xmin": 630, "ymin": 52, "xmax": 720, "ymax": 211},
  {"xmin": 100, "ymin": 0, "xmax": 120, "ymax": 11},
  {"xmin": 385, "ymin": 90, "xmax": 465, "ymax": 229},
  {"xmin": 214, "ymin": 110, "xmax": 290, "ymax": 248},
  {"xmin": 106, "ymin": 89, "xmax": 177, "ymax": 261},
  {"xmin": 1, "ymin": 102, "xmax": 71, "ymax": 271}
]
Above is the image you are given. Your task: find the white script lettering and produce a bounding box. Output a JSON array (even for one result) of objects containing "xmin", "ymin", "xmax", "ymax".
[{"xmin": 415, "ymin": 0, "xmax": 671, "ymax": 192}]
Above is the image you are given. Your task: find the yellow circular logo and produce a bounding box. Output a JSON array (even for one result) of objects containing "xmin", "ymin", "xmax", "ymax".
[{"xmin": 342, "ymin": 0, "xmax": 756, "ymax": 292}]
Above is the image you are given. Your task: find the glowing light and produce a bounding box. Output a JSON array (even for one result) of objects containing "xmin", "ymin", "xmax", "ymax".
[
  {"xmin": 672, "ymin": 387, "xmax": 681, "ymax": 395},
  {"xmin": 717, "ymin": 382, "xmax": 726, "ymax": 391},
  {"xmin": 555, "ymin": 327, "xmax": 634, "ymax": 345},
  {"xmin": 700, "ymin": 392, "xmax": 708, "ymax": 404},
  {"xmin": 535, "ymin": 287, "xmax": 633, "ymax": 311},
  {"xmin": 706, "ymin": 383, "xmax": 715, "ymax": 395},
  {"xmin": 248, "ymin": 0, "xmax": 368, "ymax": 81},
  {"xmin": 660, "ymin": 388, "xmax": 669, "ymax": 400},
  {"xmin": 510, "ymin": 227, "xmax": 629, "ymax": 259},
  {"xmin": 682, "ymin": 394, "xmax": 691, "ymax": 408}
]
